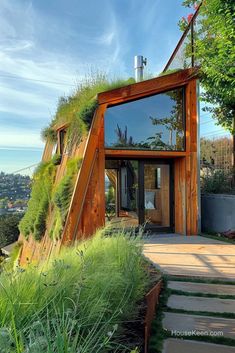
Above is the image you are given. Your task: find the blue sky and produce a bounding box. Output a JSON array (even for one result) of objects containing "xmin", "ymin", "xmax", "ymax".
[{"xmin": 0, "ymin": 0, "xmax": 228, "ymax": 174}]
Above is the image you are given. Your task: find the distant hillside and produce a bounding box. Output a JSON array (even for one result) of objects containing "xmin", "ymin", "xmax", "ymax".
[{"xmin": 0, "ymin": 172, "xmax": 31, "ymax": 201}]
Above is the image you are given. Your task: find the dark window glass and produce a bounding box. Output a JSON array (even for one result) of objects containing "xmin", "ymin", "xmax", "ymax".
[
  {"xmin": 59, "ymin": 129, "xmax": 66, "ymax": 155},
  {"xmin": 105, "ymin": 88, "xmax": 185, "ymax": 151}
]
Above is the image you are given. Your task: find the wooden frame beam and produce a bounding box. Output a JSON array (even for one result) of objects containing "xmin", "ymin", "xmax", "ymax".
[
  {"xmin": 61, "ymin": 105, "xmax": 106, "ymax": 245},
  {"xmin": 105, "ymin": 150, "xmax": 187, "ymax": 159},
  {"xmin": 98, "ymin": 68, "xmax": 198, "ymax": 105}
]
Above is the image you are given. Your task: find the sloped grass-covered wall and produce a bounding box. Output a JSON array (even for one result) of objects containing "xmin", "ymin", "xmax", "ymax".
[
  {"xmin": 19, "ymin": 76, "xmax": 135, "ymax": 265},
  {"xmin": 19, "ymin": 156, "xmax": 82, "ymax": 242},
  {"xmin": 41, "ymin": 76, "xmax": 134, "ymax": 154}
]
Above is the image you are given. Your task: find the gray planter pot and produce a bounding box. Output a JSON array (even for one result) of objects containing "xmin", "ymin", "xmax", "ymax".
[{"xmin": 201, "ymin": 194, "xmax": 235, "ymax": 233}]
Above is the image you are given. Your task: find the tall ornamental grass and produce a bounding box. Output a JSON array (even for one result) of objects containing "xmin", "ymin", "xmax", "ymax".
[{"xmin": 0, "ymin": 230, "xmax": 148, "ymax": 353}]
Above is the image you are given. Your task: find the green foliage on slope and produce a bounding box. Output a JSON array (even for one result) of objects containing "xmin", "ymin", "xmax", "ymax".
[
  {"xmin": 42, "ymin": 76, "xmax": 135, "ymax": 153},
  {"xmin": 19, "ymin": 156, "xmax": 82, "ymax": 242},
  {"xmin": 18, "ymin": 156, "xmax": 58, "ymax": 241},
  {"xmin": 0, "ymin": 231, "xmax": 149, "ymax": 352},
  {"xmin": 50, "ymin": 157, "xmax": 82, "ymax": 239},
  {"xmin": 41, "ymin": 126, "xmax": 57, "ymax": 144},
  {"xmin": 22, "ymin": 76, "xmax": 135, "ymax": 242}
]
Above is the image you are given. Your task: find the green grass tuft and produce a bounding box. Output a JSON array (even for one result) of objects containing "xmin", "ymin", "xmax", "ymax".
[
  {"xmin": 19, "ymin": 156, "xmax": 82, "ymax": 242},
  {"xmin": 19, "ymin": 159, "xmax": 57, "ymax": 241},
  {"xmin": 165, "ymin": 275, "xmax": 235, "ymax": 285},
  {"xmin": 50, "ymin": 157, "xmax": 82, "ymax": 239},
  {"xmin": 148, "ymin": 277, "xmax": 171, "ymax": 353},
  {"xmin": 169, "ymin": 288, "xmax": 235, "ymax": 300},
  {"xmin": 42, "ymin": 75, "xmax": 135, "ymax": 153},
  {"xmin": 0, "ymin": 230, "xmax": 149, "ymax": 352},
  {"xmin": 41, "ymin": 126, "xmax": 57, "ymax": 144}
]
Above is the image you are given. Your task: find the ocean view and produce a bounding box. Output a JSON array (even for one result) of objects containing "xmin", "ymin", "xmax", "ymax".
[{"xmin": 0, "ymin": 147, "xmax": 43, "ymax": 175}]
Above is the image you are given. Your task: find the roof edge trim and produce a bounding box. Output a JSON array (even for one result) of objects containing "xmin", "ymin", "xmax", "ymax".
[{"xmin": 98, "ymin": 67, "xmax": 198, "ymax": 105}]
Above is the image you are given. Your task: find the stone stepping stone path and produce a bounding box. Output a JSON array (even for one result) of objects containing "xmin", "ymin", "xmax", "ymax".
[
  {"xmin": 163, "ymin": 338, "xmax": 235, "ymax": 353},
  {"xmin": 167, "ymin": 294, "xmax": 235, "ymax": 313},
  {"xmin": 163, "ymin": 312, "xmax": 235, "ymax": 339},
  {"xmin": 161, "ymin": 279, "xmax": 235, "ymax": 352},
  {"xmin": 168, "ymin": 280, "xmax": 235, "ymax": 295}
]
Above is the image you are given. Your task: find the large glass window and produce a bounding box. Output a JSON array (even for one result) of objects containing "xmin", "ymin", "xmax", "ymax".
[{"xmin": 105, "ymin": 88, "xmax": 185, "ymax": 151}]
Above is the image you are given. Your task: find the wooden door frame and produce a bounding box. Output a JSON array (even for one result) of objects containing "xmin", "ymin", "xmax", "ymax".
[
  {"xmin": 138, "ymin": 159, "xmax": 174, "ymax": 233},
  {"xmin": 105, "ymin": 157, "xmax": 175, "ymax": 232}
]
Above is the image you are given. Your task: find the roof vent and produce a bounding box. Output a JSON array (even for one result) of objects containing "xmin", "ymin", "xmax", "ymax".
[{"xmin": 134, "ymin": 55, "xmax": 147, "ymax": 82}]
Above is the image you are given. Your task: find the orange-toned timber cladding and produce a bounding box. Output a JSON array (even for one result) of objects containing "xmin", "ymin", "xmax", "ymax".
[
  {"xmin": 174, "ymin": 79, "xmax": 199, "ymax": 235},
  {"xmin": 62, "ymin": 68, "xmax": 199, "ymax": 241},
  {"xmin": 61, "ymin": 104, "xmax": 106, "ymax": 245},
  {"xmin": 19, "ymin": 68, "xmax": 199, "ymax": 265},
  {"xmin": 99, "ymin": 68, "xmax": 199, "ymax": 236}
]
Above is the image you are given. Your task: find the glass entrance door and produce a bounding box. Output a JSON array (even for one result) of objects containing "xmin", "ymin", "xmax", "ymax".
[
  {"xmin": 139, "ymin": 160, "xmax": 173, "ymax": 231},
  {"xmin": 105, "ymin": 159, "xmax": 139, "ymax": 228},
  {"xmin": 105, "ymin": 158, "xmax": 173, "ymax": 232}
]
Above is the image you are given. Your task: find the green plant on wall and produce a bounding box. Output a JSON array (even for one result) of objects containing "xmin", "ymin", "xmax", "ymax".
[
  {"xmin": 25, "ymin": 76, "xmax": 135, "ymax": 242},
  {"xmin": 19, "ymin": 156, "xmax": 58, "ymax": 241},
  {"xmin": 19, "ymin": 157, "xmax": 82, "ymax": 242},
  {"xmin": 41, "ymin": 126, "xmax": 57, "ymax": 144},
  {"xmin": 42, "ymin": 75, "xmax": 135, "ymax": 155},
  {"xmin": 50, "ymin": 157, "xmax": 82, "ymax": 239}
]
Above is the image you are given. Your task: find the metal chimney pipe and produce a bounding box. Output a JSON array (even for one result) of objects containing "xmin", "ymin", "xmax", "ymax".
[{"xmin": 134, "ymin": 55, "xmax": 147, "ymax": 82}]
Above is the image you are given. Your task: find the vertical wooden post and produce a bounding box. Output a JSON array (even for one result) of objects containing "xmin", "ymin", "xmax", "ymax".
[
  {"xmin": 61, "ymin": 104, "xmax": 107, "ymax": 245},
  {"xmin": 185, "ymin": 79, "xmax": 199, "ymax": 235},
  {"xmin": 98, "ymin": 107, "xmax": 106, "ymax": 227},
  {"xmin": 174, "ymin": 158, "xmax": 186, "ymax": 234}
]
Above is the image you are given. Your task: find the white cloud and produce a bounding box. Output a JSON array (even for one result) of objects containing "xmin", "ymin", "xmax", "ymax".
[
  {"xmin": 0, "ymin": 52, "xmax": 80, "ymax": 90},
  {"xmin": 0, "ymin": 85, "xmax": 53, "ymax": 109},
  {"xmin": 98, "ymin": 31, "xmax": 115, "ymax": 46},
  {"xmin": 0, "ymin": 129, "xmax": 43, "ymax": 149},
  {"xmin": 0, "ymin": 39, "xmax": 34, "ymax": 53},
  {"xmin": 0, "ymin": 0, "xmax": 130, "ymax": 151}
]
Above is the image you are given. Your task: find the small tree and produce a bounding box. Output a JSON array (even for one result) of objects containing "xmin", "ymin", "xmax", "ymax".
[
  {"xmin": 181, "ymin": 0, "xmax": 234, "ymax": 130},
  {"xmin": 180, "ymin": 0, "xmax": 235, "ymax": 181}
]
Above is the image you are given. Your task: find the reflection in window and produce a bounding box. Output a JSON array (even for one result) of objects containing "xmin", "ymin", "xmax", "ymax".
[
  {"xmin": 155, "ymin": 168, "xmax": 161, "ymax": 189},
  {"xmin": 105, "ymin": 88, "xmax": 185, "ymax": 151}
]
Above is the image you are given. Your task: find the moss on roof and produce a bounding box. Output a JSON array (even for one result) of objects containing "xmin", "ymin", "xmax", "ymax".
[
  {"xmin": 42, "ymin": 76, "xmax": 135, "ymax": 150},
  {"xmin": 20, "ymin": 76, "xmax": 135, "ymax": 242}
]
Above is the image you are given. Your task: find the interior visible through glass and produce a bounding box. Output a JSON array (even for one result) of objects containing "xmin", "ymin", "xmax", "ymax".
[
  {"xmin": 105, "ymin": 159, "xmax": 171, "ymax": 229},
  {"xmin": 144, "ymin": 164, "xmax": 170, "ymax": 227},
  {"xmin": 105, "ymin": 159, "xmax": 139, "ymax": 228},
  {"xmin": 105, "ymin": 88, "xmax": 184, "ymax": 151}
]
